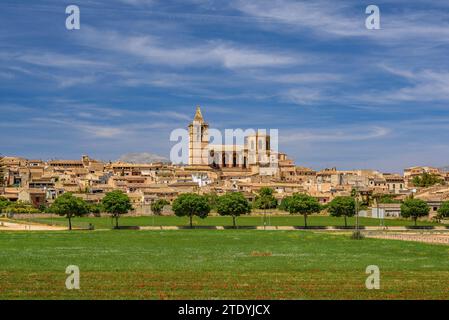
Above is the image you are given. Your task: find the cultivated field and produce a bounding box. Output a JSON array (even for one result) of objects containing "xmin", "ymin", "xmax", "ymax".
[
  {"xmin": 21, "ymin": 215, "xmax": 445, "ymax": 229},
  {"xmin": 0, "ymin": 230, "xmax": 448, "ymax": 299}
]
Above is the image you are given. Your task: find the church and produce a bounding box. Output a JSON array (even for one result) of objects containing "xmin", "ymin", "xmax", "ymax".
[{"xmin": 187, "ymin": 106, "xmax": 288, "ymax": 176}]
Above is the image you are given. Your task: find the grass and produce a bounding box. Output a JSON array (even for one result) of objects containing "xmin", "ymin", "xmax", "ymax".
[
  {"xmin": 0, "ymin": 229, "xmax": 448, "ymax": 299},
  {"xmin": 21, "ymin": 215, "xmax": 444, "ymax": 229}
]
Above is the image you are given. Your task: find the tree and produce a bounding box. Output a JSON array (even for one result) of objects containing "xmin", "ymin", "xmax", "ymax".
[
  {"xmin": 253, "ymin": 187, "xmax": 277, "ymax": 211},
  {"xmin": 3, "ymin": 200, "xmax": 39, "ymax": 214},
  {"xmin": 412, "ymin": 173, "xmax": 444, "ymax": 188},
  {"xmin": 88, "ymin": 203, "xmax": 103, "ymax": 216},
  {"xmin": 204, "ymin": 192, "xmax": 219, "ymax": 211},
  {"xmin": 285, "ymin": 193, "xmax": 321, "ymax": 228},
  {"xmin": 0, "ymin": 196, "xmax": 10, "ymax": 212},
  {"xmin": 253, "ymin": 187, "xmax": 277, "ymax": 226},
  {"xmin": 49, "ymin": 193, "xmax": 89, "ymax": 230},
  {"xmin": 151, "ymin": 199, "xmax": 169, "ymax": 216},
  {"xmin": 401, "ymin": 198, "xmax": 430, "ymax": 226},
  {"xmin": 377, "ymin": 194, "xmax": 401, "ymax": 204},
  {"xmin": 437, "ymin": 201, "xmax": 449, "ymax": 222},
  {"xmin": 102, "ymin": 190, "xmax": 133, "ymax": 229},
  {"xmin": 216, "ymin": 192, "xmax": 251, "ymax": 228},
  {"xmin": 279, "ymin": 196, "xmax": 291, "ymax": 212},
  {"xmin": 328, "ymin": 196, "xmax": 355, "ymax": 227},
  {"xmin": 172, "ymin": 193, "xmax": 210, "ymax": 228}
]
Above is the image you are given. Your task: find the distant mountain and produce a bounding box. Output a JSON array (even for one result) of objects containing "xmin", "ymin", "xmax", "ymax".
[{"xmin": 117, "ymin": 152, "xmax": 170, "ymax": 164}]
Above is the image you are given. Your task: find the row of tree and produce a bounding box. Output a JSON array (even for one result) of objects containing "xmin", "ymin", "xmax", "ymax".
[
  {"xmin": 49, "ymin": 190, "xmax": 132, "ymax": 230},
  {"xmin": 4, "ymin": 187, "xmax": 449, "ymax": 230},
  {"xmin": 172, "ymin": 192, "xmax": 251, "ymax": 228},
  {"xmin": 171, "ymin": 190, "xmax": 449, "ymax": 228}
]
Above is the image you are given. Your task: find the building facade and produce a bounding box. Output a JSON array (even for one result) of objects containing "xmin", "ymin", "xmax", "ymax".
[{"xmin": 188, "ymin": 106, "xmax": 278, "ymax": 174}]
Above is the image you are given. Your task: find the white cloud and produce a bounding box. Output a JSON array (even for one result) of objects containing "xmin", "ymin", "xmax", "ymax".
[
  {"xmin": 281, "ymin": 126, "xmax": 390, "ymax": 143},
  {"xmin": 282, "ymin": 88, "xmax": 331, "ymax": 105},
  {"xmin": 232, "ymin": 0, "xmax": 449, "ymax": 43},
  {"xmin": 79, "ymin": 26, "xmax": 298, "ymax": 69},
  {"xmin": 359, "ymin": 66, "xmax": 449, "ymax": 104},
  {"xmin": 15, "ymin": 52, "xmax": 108, "ymax": 69}
]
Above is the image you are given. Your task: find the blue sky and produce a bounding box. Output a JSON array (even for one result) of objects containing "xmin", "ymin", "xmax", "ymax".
[{"xmin": 1, "ymin": 0, "xmax": 449, "ymax": 172}]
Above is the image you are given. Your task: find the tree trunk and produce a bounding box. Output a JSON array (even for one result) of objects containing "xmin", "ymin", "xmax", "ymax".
[
  {"xmin": 264, "ymin": 209, "xmax": 267, "ymax": 227},
  {"xmin": 68, "ymin": 215, "xmax": 72, "ymax": 231},
  {"xmin": 344, "ymin": 216, "xmax": 347, "ymax": 228},
  {"xmin": 304, "ymin": 214, "xmax": 308, "ymax": 229},
  {"xmin": 233, "ymin": 216, "xmax": 236, "ymax": 228},
  {"xmin": 414, "ymin": 216, "xmax": 417, "ymax": 226},
  {"xmin": 190, "ymin": 215, "xmax": 193, "ymax": 228},
  {"xmin": 115, "ymin": 215, "xmax": 119, "ymax": 229}
]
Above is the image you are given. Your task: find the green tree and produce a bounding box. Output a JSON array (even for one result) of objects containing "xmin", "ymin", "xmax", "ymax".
[
  {"xmin": 279, "ymin": 196, "xmax": 291, "ymax": 212},
  {"xmin": 3, "ymin": 200, "xmax": 39, "ymax": 214},
  {"xmin": 377, "ymin": 194, "xmax": 401, "ymax": 204},
  {"xmin": 216, "ymin": 192, "xmax": 251, "ymax": 228},
  {"xmin": 401, "ymin": 198, "xmax": 430, "ymax": 226},
  {"xmin": 328, "ymin": 196, "xmax": 355, "ymax": 227},
  {"xmin": 0, "ymin": 196, "xmax": 10, "ymax": 212},
  {"xmin": 412, "ymin": 173, "xmax": 444, "ymax": 187},
  {"xmin": 437, "ymin": 201, "xmax": 449, "ymax": 221},
  {"xmin": 88, "ymin": 203, "xmax": 103, "ymax": 216},
  {"xmin": 172, "ymin": 193, "xmax": 210, "ymax": 228},
  {"xmin": 253, "ymin": 187, "xmax": 278, "ymax": 210},
  {"xmin": 204, "ymin": 192, "xmax": 219, "ymax": 211},
  {"xmin": 151, "ymin": 199, "xmax": 169, "ymax": 216},
  {"xmin": 102, "ymin": 190, "xmax": 133, "ymax": 229},
  {"xmin": 253, "ymin": 187, "xmax": 277, "ymax": 226},
  {"xmin": 49, "ymin": 193, "xmax": 89, "ymax": 230},
  {"xmin": 285, "ymin": 193, "xmax": 321, "ymax": 228}
]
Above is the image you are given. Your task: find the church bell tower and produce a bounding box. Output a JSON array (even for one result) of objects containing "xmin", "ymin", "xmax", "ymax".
[{"xmin": 188, "ymin": 106, "xmax": 209, "ymax": 165}]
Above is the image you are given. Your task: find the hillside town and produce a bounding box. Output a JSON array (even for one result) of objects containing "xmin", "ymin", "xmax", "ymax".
[{"xmin": 1, "ymin": 107, "xmax": 449, "ymax": 219}]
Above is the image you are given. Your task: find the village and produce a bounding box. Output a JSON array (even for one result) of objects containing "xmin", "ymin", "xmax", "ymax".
[{"xmin": 1, "ymin": 107, "xmax": 448, "ymax": 221}]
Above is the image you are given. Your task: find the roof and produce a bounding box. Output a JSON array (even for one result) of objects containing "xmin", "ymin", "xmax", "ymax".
[
  {"xmin": 194, "ymin": 105, "xmax": 204, "ymax": 122},
  {"xmin": 48, "ymin": 160, "xmax": 83, "ymax": 165},
  {"xmin": 169, "ymin": 182, "xmax": 199, "ymax": 187}
]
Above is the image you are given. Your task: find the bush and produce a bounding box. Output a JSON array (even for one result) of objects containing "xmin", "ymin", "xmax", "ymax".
[
  {"xmin": 3, "ymin": 201, "xmax": 40, "ymax": 214},
  {"xmin": 8, "ymin": 207, "xmax": 40, "ymax": 214}
]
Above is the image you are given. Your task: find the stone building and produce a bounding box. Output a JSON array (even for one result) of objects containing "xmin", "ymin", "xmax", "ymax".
[{"xmin": 187, "ymin": 106, "xmax": 279, "ymax": 175}]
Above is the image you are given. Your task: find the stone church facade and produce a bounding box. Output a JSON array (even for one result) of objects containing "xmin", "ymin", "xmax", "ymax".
[{"xmin": 188, "ymin": 106, "xmax": 281, "ymax": 175}]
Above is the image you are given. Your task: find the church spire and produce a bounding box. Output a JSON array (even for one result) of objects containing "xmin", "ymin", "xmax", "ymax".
[{"xmin": 193, "ymin": 105, "xmax": 204, "ymax": 122}]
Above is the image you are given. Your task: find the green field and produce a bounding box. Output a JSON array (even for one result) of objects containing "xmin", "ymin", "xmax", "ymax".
[
  {"xmin": 22, "ymin": 215, "xmax": 445, "ymax": 229},
  {"xmin": 0, "ymin": 229, "xmax": 448, "ymax": 299}
]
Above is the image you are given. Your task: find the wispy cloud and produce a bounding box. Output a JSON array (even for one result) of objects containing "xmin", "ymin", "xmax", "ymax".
[
  {"xmin": 30, "ymin": 117, "xmax": 172, "ymax": 138},
  {"xmin": 357, "ymin": 66, "xmax": 449, "ymax": 104},
  {"xmin": 281, "ymin": 126, "xmax": 390, "ymax": 143},
  {"xmin": 232, "ymin": 0, "xmax": 449, "ymax": 43},
  {"xmin": 14, "ymin": 52, "xmax": 108, "ymax": 69},
  {"xmin": 79, "ymin": 26, "xmax": 298, "ymax": 69},
  {"xmin": 2, "ymin": 1, "xmax": 449, "ymax": 171}
]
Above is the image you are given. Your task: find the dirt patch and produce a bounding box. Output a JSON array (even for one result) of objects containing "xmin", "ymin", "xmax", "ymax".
[
  {"xmin": 250, "ymin": 251, "xmax": 273, "ymax": 257},
  {"xmin": 366, "ymin": 232, "xmax": 449, "ymax": 245},
  {"xmin": 0, "ymin": 221, "xmax": 66, "ymax": 231}
]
